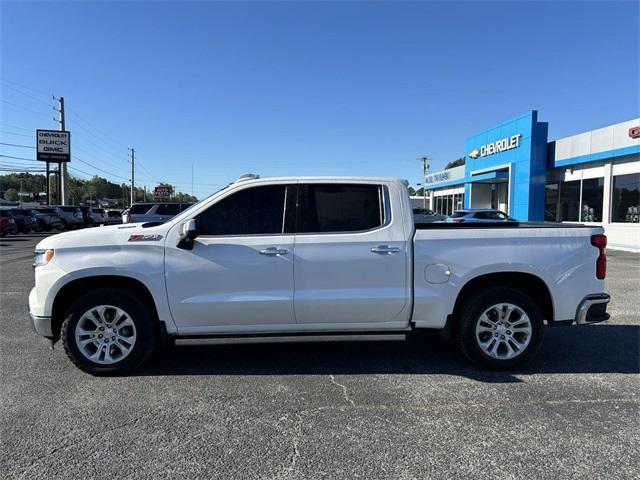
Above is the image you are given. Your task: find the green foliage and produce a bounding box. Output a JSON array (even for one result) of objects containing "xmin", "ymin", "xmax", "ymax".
[
  {"xmin": 445, "ymin": 157, "xmax": 465, "ymax": 169},
  {"xmin": 4, "ymin": 188, "xmax": 19, "ymax": 201},
  {"xmin": 0, "ymin": 172, "xmax": 198, "ymax": 206}
]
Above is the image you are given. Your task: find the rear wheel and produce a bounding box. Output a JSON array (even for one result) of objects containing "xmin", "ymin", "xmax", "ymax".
[
  {"xmin": 455, "ymin": 287, "xmax": 544, "ymax": 370},
  {"xmin": 61, "ymin": 288, "xmax": 156, "ymax": 375}
]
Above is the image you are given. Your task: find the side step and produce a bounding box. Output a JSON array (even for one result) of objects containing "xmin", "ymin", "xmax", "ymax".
[{"xmin": 174, "ymin": 331, "xmax": 408, "ymax": 346}]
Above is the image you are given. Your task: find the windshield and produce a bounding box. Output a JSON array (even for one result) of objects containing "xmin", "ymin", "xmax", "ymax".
[{"xmin": 450, "ymin": 211, "xmax": 468, "ymax": 218}]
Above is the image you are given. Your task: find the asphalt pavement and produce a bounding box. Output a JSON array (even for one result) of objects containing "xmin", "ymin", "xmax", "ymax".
[{"xmin": 1, "ymin": 233, "xmax": 638, "ymax": 479}]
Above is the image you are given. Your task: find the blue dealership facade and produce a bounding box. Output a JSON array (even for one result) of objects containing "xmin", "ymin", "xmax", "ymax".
[{"xmin": 421, "ymin": 111, "xmax": 640, "ymax": 250}]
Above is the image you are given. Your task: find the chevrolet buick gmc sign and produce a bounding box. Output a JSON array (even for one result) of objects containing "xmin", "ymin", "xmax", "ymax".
[
  {"xmin": 36, "ymin": 129, "xmax": 71, "ymax": 162},
  {"xmin": 469, "ymin": 134, "xmax": 521, "ymax": 159}
]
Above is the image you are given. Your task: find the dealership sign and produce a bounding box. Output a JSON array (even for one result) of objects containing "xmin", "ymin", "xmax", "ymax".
[
  {"xmin": 36, "ymin": 129, "xmax": 71, "ymax": 162},
  {"xmin": 425, "ymin": 171, "xmax": 451, "ymax": 184},
  {"xmin": 469, "ymin": 134, "xmax": 521, "ymax": 159},
  {"xmin": 154, "ymin": 185, "xmax": 172, "ymax": 199}
]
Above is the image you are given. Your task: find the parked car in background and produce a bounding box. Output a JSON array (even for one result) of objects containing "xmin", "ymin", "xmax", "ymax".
[
  {"xmin": 122, "ymin": 202, "xmax": 194, "ymax": 224},
  {"xmin": 0, "ymin": 210, "xmax": 19, "ymax": 237},
  {"xmin": 78, "ymin": 207, "xmax": 96, "ymax": 227},
  {"xmin": 91, "ymin": 208, "xmax": 108, "ymax": 224},
  {"xmin": 105, "ymin": 210, "xmax": 123, "ymax": 224},
  {"xmin": 32, "ymin": 208, "xmax": 64, "ymax": 232},
  {"xmin": 7, "ymin": 208, "xmax": 39, "ymax": 233},
  {"xmin": 51, "ymin": 206, "xmax": 84, "ymax": 230},
  {"xmin": 447, "ymin": 209, "xmax": 517, "ymax": 223},
  {"xmin": 413, "ymin": 208, "xmax": 446, "ymax": 223}
]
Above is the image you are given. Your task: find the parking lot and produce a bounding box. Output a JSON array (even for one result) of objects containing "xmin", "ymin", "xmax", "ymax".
[{"xmin": 1, "ymin": 233, "xmax": 638, "ymax": 479}]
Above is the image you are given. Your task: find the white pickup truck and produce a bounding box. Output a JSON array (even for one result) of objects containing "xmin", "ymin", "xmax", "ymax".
[{"xmin": 29, "ymin": 176, "xmax": 610, "ymax": 375}]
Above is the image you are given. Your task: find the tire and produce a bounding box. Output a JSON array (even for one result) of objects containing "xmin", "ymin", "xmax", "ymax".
[
  {"xmin": 61, "ymin": 288, "xmax": 156, "ymax": 375},
  {"xmin": 455, "ymin": 287, "xmax": 544, "ymax": 370}
]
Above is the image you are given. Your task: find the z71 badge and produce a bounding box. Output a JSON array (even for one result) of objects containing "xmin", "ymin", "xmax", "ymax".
[{"xmin": 128, "ymin": 234, "xmax": 163, "ymax": 242}]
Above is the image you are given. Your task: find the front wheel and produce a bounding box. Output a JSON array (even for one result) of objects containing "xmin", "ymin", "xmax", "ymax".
[
  {"xmin": 61, "ymin": 288, "xmax": 156, "ymax": 375},
  {"xmin": 455, "ymin": 287, "xmax": 544, "ymax": 370}
]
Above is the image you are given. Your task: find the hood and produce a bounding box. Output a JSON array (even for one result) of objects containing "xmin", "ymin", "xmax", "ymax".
[{"xmin": 36, "ymin": 222, "xmax": 171, "ymax": 250}]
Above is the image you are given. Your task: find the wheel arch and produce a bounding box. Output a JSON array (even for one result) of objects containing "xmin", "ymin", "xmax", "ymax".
[
  {"xmin": 450, "ymin": 271, "xmax": 555, "ymax": 328},
  {"xmin": 51, "ymin": 275, "xmax": 160, "ymax": 340}
]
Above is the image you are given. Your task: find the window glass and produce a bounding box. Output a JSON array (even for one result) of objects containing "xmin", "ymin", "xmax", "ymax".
[
  {"xmin": 129, "ymin": 204, "xmax": 152, "ymax": 214},
  {"xmin": 474, "ymin": 212, "xmax": 489, "ymax": 219},
  {"xmin": 451, "ymin": 211, "xmax": 467, "ymax": 218},
  {"xmin": 297, "ymin": 184, "xmax": 382, "ymax": 233},
  {"xmin": 580, "ymin": 178, "xmax": 604, "ymax": 222},
  {"xmin": 198, "ymin": 185, "xmax": 286, "ymax": 235},
  {"xmin": 611, "ymin": 173, "xmax": 640, "ymax": 223},
  {"xmin": 559, "ymin": 180, "xmax": 580, "ymax": 221},
  {"xmin": 156, "ymin": 204, "xmax": 181, "ymax": 215},
  {"xmin": 545, "ymin": 183, "xmax": 559, "ymax": 221}
]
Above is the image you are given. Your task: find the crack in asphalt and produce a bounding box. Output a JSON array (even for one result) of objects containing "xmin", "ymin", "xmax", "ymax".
[{"xmin": 329, "ymin": 374, "xmax": 355, "ymax": 407}]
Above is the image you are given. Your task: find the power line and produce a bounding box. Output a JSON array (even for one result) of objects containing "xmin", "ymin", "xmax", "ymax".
[
  {"xmin": 0, "ymin": 122, "xmax": 33, "ymax": 132},
  {"xmin": 0, "ymin": 77, "xmax": 52, "ymax": 96},
  {"xmin": 0, "ymin": 142, "xmax": 35, "ymax": 149},
  {"xmin": 71, "ymin": 154, "xmax": 129, "ymax": 181},
  {"xmin": 0, "ymin": 82, "xmax": 56, "ymax": 109},
  {"xmin": 0, "ymin": 154, "xmax": 39, "ymax": 162},
  {"xmin": 65, "ymin": 107, "xmax": 129, "ymax": 150},
  {"xmin": 1, "ymin": 99, "xmax": 55, "ymax": 119},
  {"xmin": 0, "ymin": 130, "xmax": 32, "ymax": 138}
]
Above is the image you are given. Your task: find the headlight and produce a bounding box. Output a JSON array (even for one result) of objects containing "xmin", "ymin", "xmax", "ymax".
[{"xmin": 33, "ymin": 249, "xmax": 55, "ymax": 267}]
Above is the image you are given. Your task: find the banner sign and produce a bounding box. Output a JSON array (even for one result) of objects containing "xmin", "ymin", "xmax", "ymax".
[{"xmin": 36, "ymin": 129, "xmax": 71, "ymax": 162}]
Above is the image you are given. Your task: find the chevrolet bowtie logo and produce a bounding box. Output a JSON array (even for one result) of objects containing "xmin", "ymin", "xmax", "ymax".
[{"xmin": 469, "ymin": 149, "xmax": 480, "ymax": 159}]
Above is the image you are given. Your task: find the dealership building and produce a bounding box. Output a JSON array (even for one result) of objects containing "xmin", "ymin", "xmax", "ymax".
[{"xmin": 420, "ymin": 111, "xmax": 640, "ymax": 251}]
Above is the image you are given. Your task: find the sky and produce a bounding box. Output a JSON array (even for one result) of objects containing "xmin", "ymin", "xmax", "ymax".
[{"xmin": 1, "ymin": 0, "xmax": 638, "ymax": 199}]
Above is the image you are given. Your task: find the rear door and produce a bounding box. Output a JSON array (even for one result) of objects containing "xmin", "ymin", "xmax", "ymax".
[{"xmin": 292, "ymin": 183, "xmax": 409, "ymax": 327}]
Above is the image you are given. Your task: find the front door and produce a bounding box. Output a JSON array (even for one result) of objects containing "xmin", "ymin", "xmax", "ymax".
[
  {"xmin": 292, "ymin": 183, "xmax": 409, "ymax": 327},
  {"xmin": 165, "ymin": 184, "xmax": 296, "ymax": 334}
]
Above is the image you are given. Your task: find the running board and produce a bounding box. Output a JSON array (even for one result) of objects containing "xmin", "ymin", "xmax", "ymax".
[{"xmin": 174, "ymin": 332, "xmax": 407, "ymax": 346}]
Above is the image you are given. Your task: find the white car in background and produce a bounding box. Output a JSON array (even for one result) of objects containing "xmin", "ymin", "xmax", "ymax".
[{"xmin": 29, "ymin": 176, "xmax": 609, "ymax": 375}]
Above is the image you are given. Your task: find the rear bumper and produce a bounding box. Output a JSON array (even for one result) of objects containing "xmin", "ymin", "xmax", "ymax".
[{"xmin": 575, "ymin": 294, "xmax": 610, "ymax": 325}]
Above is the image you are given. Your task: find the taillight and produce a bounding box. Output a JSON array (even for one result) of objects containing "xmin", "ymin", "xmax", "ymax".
[{"xmin": 591, "ymin": 234, "xmax": 607, "ymax": 279}]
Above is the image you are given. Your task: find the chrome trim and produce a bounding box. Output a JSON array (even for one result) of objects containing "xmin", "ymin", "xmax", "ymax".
[
  {"xmin": 30, "ymin": 312, "xmax": 53, "ymax": 337},
  {"xmin": 175, "ymin": 333, "xmax": 407, "ymax": 346},
  {"xmin": 575, "ymin": 294, "xmax": 610, "ymax": 325}
]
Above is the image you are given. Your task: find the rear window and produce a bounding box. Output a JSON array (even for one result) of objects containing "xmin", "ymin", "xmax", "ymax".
[
  {"xmin": 155, "ymin": 204, "xmax": 181, "ymax": 215},
  {"xmin": 450, "ymin": 211, "xmax": 467, "ymax": 218},
  {"xmin": 37, "ymin": 208, "xmax": 56, "ymax": 214},
  {"xmin": 59, "ymin": 206, "xmax": 77, "ymax": 212},
  {"xmin": 129, "ymin": 204, "xmax": 153, "ymax": 214},
  {"xmin": 297, "ymin": 184, "xmax": 383, "ymax": 233}
]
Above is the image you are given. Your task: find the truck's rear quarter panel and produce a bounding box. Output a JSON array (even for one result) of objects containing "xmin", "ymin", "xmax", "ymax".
[{"xmin": 412, "ymin": 225, "xmax": 605, "ymax": 328}]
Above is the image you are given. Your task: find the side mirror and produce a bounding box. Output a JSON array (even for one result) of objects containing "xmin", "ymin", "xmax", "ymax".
[{"xmin": 177, "ymin": 219, "xmax": 198, "ymax": 250}]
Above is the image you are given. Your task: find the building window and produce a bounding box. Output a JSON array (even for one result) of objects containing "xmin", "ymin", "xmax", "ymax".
[
  {"xmin": 611, "ymin": 173, "xmax": 640, "ymax": 223},
  {"xmin": 545, "ymin": 183, "xmax": 559, "ymax": 221},
  {"xmin": 580, "ymin": 178, "xmax": 604, "ymax": 222},
  {"xmin": 559, "ymin": 180, "xmax": 580, "ymax": 222}
]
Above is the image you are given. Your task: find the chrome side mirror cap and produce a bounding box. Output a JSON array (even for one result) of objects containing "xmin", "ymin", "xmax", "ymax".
[{"xmin": 177, "ymin": 219, "xmax": 198, "ymax": 249}]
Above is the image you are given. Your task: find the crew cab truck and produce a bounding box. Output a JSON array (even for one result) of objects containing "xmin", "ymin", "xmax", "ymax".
[{"xmin": 29, "ymin": 176, "xmax": 610, "ymax": 375}]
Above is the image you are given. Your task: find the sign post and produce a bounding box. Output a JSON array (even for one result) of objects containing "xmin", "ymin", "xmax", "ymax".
[{"xmin": 36, "ymin": 129, "xmax": 70, "ymax": 205}]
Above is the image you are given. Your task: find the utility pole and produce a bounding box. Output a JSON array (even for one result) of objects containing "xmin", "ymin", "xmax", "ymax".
[
  {"xmin": 129, "ymin": 147, "xmax": 135, "ymax": 206},
  {"xmin": 419, "ymin": 156, "xmax": 429, "ymax": 209},
  {"xmin": 56, "ymin": 96, "xmax": 67, "ymax": 205}
]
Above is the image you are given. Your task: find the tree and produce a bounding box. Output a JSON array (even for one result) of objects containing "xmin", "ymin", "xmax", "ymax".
[
  {"xmin": 445, "ymin": 157, "xmax": 465, "ymax": 169},
  {"xmin": 4, "ymin": 188, "xmax": 18, "ymax": 201}
]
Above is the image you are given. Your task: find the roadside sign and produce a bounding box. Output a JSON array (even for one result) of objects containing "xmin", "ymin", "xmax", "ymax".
[
  {"xmin": 154, "ymin": 185, "xmax": 172, "ymax": 199},
  {"xmin": 36, "ymin": 129, "xmax": 71, "ymax": 162}
]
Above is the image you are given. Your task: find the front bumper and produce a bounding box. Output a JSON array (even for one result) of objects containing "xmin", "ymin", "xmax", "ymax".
[
  {"xmin": 28, "ymin": 287, "xmax": 53, "ymax": 337},
  {"xmin": 575, "ymin": 294, "xmax": 610, "ymax": 325}
]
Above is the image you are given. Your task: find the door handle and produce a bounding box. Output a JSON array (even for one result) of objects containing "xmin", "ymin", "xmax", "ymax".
[
  {"xmin": 259, "ymin": 247, "xmax": 289, "ymax": 256},
  {"xmin": 371, "ymin": 245, "xmax": 400, "ymax": 254}
]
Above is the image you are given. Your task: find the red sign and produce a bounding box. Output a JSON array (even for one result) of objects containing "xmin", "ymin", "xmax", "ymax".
[{"xmin": 629, "ymin": 126, "xmax": 640, "ymax": 139}]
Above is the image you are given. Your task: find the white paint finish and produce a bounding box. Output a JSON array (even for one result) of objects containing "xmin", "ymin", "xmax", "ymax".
[
  {"xmin": 29, "ymin": 175, "xmax": 609, "ymax": 344},
  {"xmin": 164, "ymin": 234, "xmax": 295, "ymax": 329},
  {"xmin": 412, "ymin": 225, "xmax": 605, "ymax": 328},
  {"xmin": 293, "ymin": 180, "xmax": 411, "ymax": 325},
  {"xmin": 554, "ymin": 118, "xmax": 640, "ymax": 161}
]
